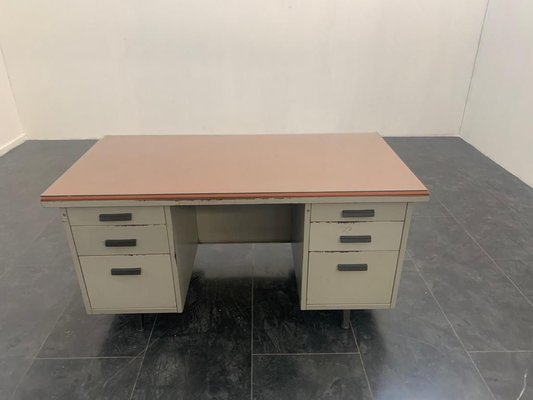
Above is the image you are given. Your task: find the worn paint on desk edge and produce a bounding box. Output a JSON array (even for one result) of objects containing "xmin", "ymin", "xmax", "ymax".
[{"xmin": 41, "ymin": 189, "xmax": 430, "ymax": 203}]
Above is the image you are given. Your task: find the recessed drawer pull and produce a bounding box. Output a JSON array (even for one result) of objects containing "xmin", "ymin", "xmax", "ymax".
[
  {"xmin": 105, "ymin": 239, "xmax": 137, "ymax": 247},
  {"xmin": 339, "ymin": 235, "xmax": 371, "ymax": 243},
  {"xmin": 337, "ymin": 264, "xmax": 368, "ymax": 272},
  {"xmin": 99, "ymin": 213, "xmax": 132, "ymax": 222},
  {"xmin": 341, "ymin": 209, "xmax": 375, "ymax": 218},
  {"xmin": 110, "ymin": 267, "xmax": 141, "ymax": 276}
]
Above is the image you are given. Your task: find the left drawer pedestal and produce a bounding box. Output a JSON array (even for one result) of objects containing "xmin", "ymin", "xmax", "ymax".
[{"xmin": 62, "ymin": 206, "xmax": 186, "ymax": 314}]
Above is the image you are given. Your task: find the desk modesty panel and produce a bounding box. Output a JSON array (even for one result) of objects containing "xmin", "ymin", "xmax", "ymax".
[{"xmin": 41, "ymin": 133, "xmax": 429, "ymax": 315}]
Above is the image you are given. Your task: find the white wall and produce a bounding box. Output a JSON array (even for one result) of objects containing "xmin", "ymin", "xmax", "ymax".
[
  {"xmin": 462, "ymin": 0, "xmax": 533, "ymax": 187},
  {"xmin": 0, "ymin": 0, "xmax": 487, "ymax": 139},
  {"xmin": 0, "ymin": 47, "xmax": 24, "ymax": 155}
]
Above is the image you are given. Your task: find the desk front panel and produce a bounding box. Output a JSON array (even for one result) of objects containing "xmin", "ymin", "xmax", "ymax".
[{"xmin": 59, "ymin": 199, "xmax": 416, "ymax": 315}]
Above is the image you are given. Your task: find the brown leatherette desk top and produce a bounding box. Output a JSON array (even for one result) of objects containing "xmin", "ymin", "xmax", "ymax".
[{"xmin": 41, "ymin": 133, "xmax": 429, "ymax": 202}]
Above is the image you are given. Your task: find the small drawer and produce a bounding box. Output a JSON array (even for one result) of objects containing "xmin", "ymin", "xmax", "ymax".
[
  {"xmin": 72, "ymin": 225, "xmax": 170, "ymax": 255},
  {"xmin": 307, "ymin": 251, "xmax": 399, "ymax": 305},
  {"xmin": 311, "ymin": 203, "xmax": 406, "ymax": 222},
  {"xmin": 309, "ymin": 221, "xmax": 403, "ymax": 251},
  {"xmin": 80, "ymin": 255, "xmax": 176, "ymax": 310},
  {"xmin": 67, "ymin": 207, "xmax": 165, "ymax": 226}
]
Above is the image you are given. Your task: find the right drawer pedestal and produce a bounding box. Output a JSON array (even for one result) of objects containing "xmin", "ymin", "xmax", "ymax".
[{"xmin": 304, "ymin": 202, "xmax": 410, "ymax": 310}]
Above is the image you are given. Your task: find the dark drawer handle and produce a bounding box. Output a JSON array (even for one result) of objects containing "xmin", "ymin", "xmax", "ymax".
[
  {"xmin": 338, "ymin": 264, "xmax": 368, "ymax": 272},
  {"xmin": 339, "ymin": 235, "xmax": 371, "ymax": 243},
  {"xmin": 111, "ymin": 267, "xmax": 141, "ymax": 276},
  {"xmin": 341, "ymin": 209, "xmax": 375, "ymax": 218},
  {"xmin": 105, "ymin": 239, "xmax": 137, "ymax": 247},
  {"xmin": 99, "ymin": 213, "xmax": 132, "ymax": 222}
]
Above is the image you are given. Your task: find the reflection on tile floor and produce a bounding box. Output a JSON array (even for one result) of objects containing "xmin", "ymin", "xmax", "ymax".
[{"xmin": 1, "ymin": 138, "xmax": 532, "ymax": 399}]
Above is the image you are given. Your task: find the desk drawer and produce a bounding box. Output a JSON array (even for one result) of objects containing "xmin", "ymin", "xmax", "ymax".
[
  {"xmin": 307, "ymin": 251, "xmax": 398, "ymax": 305},
  {"xmin": 68, "ymin": 207, "xmax": 165, "ymax": 226},
  {"xmin": 309, "ymin": 222, "xmax": 403, "ymax": 251},
  {"xmin": 80, "ymin": 255, "xmax": 176, "ymax": 310},
  {"xmin": 311, "ymin": 203, "xmax": 405, "ymax": 222},
  {"xmin": 72, "ymin": 225, "xmax": 169, "ymax": 255}
]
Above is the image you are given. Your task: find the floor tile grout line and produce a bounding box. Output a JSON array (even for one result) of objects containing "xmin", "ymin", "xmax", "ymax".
[
  {"xmin": 411, "ymin": 215, "xmax": 450, "ymax": 219},
  {"xmin": 350, "ymin": 320, "xmax": 374, "ymax": 400},
  {"xmin": 250, "ymin": 245, "xmax": 255, "ymax": 400},
  {"xmin": 466, "ymin": 238, "xmax": 532, "ymax": 306},
  {"xmin": 433, "ymin": 194, "xmax": 533, "ymax": 307},
  {"xmin": 408, "ymin": 251, "xmax": 497, "ymax": 400},
  {"xmin": 99, "ymin": 356, "xmax": 146, "ymax": 393},
  {"xmin": 34, "ymin": 356, "xmax": 139, "ymax": 360},
  {"xmin": 32, "ymin": 291, "xmax": 77, "ymax": 358},
  {"xmin": 469, "ymin": 350, "xmax": 533, "ymax": 354},
  {"xmin": 128, "ymin": 314, "xmax": 157, "ymax": 400},
  {"xmin": 8, "ymin": 290, "xmax": 75, "ymax": 400},
  {"xmin": 253, "ymin": 352, "xmax": 361, "ymax": 356},
  {"xmin": 3, "ymin": 212, "xmax": 61, "ymax": 269},
  {"xmin": 0, "ymin": 215, "xmax": 59, "ymax": 284}
]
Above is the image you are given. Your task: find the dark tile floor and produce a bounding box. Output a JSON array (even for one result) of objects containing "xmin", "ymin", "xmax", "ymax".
[{"xmin": 0, "ymin": 138, "xmax": 532, "ymax": 400}]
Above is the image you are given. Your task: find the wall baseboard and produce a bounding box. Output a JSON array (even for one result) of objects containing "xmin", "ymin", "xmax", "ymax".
[{"xmin": 0, "ymin": 133, "xmax": 26, "ymax": 157}]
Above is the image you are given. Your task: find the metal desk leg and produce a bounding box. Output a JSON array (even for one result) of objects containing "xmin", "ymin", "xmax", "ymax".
[
  {"xmin": 341, "ymin": 310, "xmax": 350, "ymax": 329},
  {"xmin": 135, "ymin": 314, "xmax": 145, "ymax": 331}
]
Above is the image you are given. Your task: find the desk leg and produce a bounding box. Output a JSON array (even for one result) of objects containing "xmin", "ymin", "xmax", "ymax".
[
  {"xmin": 341, "ymin": 310, "xmax": 350, "ymax": 329},
  {"xmin": 134, "ymin": 314, "xmax": 144, "ymax": 331},
  {"xmin": 166, "ymin": 206, "xmax": 198, "ymax": 313}
]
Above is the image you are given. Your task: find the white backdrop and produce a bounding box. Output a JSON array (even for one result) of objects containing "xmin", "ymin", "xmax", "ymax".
[
  {"xmin": 0, "ymin": 47, "xmax": 23, "ymax": 154},
  {"xmin": 462, "ymin": 0, "xmax": 533, "ymax": 187},
  {"xmin": 0, "ymin": 0, "xmax": 487, "ymax": 139}
]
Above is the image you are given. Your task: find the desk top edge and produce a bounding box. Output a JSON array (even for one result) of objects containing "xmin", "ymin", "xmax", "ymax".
[{"xmin": 41, "ymin": 189, "xmax": 430, "ymax": 204}]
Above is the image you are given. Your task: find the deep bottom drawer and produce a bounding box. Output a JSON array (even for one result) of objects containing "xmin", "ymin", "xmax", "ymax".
[
  {"xmin": 80, "ymin": 255, "xmax": 176, "ymax": 310},
  {"xmin": 307, "ymin": 251, "xmax": 399, "ymax": 305}
]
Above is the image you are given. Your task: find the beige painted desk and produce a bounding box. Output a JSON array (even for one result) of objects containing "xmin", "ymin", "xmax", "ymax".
[{"xmin": 41, "ymin": 133, "xmax": 429, "ymax": 327}]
